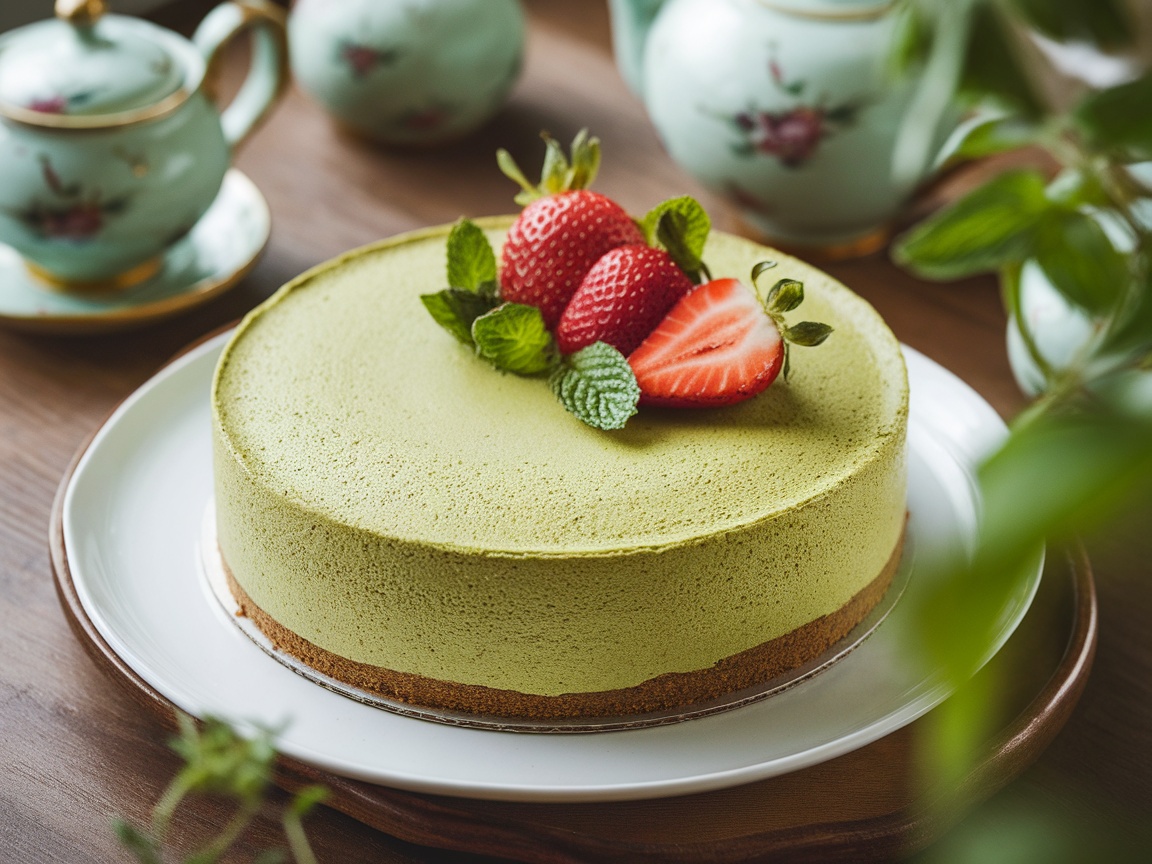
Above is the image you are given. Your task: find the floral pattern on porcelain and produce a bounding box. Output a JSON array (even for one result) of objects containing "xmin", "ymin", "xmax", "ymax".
[
  {"xmin": 7, "ymin": 155, "xmax": 131, "ymax": 242},
  {"xmin": 0, "ymin": 2, "xmax": 287, "ymax": 286},
  {"xmin": 722, "ymin": 54, "xmax": 865, "ymax": 169},
  {"xmin": 614, "ymin": 0, "xmax": 960, "ymax": 248},
  {"xmin": 289, "ymin": 0, "xmax": 524, "ymax": 145},
  {"xmin": 337, "ymin": 41, "xmax": 401, "ymax": 79},
  {"xmin": 25, "ymin": 90, "xmax": 100, "ymax": 115}
]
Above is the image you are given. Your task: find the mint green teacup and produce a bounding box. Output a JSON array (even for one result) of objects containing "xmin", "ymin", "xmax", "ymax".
[{"xmin": 0, "ymin": 0, "xmax": 287, "ymax": 290}]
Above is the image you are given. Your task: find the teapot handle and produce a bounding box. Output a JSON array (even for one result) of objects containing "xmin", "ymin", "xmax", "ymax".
[{"xmin": 194, "ymin": 0, "xmax": 289, "ymax": 151}]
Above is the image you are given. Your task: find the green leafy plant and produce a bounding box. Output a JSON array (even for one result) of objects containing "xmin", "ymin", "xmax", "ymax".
[
  {"xmin": 115, "ymin": 715, "xmax": 327, "ymax": 864},
  {"xmin": 890, "ymin": 0, "xmax": 1152, "ymax": 848}
]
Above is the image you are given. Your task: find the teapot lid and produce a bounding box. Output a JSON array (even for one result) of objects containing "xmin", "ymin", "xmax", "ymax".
[{"xmin": 0, "ymin": 0, "xmax": 190, "ymax": 127}]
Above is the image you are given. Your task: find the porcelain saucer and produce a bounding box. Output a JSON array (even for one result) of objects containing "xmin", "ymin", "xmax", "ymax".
[{"xmin": 0, "ymin": 170, "xmax": 269, "ymax": 335}]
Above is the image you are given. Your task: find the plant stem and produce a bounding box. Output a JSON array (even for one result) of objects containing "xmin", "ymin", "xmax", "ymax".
[
  {"xmin": 188, "ymin": 800, "xmax": 262, "ymax": 863},
  {"xmin": 282, "ymin": 810, "xmax": 320, "ymax": 864},
  {"xmin": 150, "ymin": 775, "xmax": 191, "ymax": 843}
]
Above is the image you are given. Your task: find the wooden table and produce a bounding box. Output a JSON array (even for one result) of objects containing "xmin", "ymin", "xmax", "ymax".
[{"xmin": 3, "ymin": 1, "xmax": 1150, "ymax": 861}]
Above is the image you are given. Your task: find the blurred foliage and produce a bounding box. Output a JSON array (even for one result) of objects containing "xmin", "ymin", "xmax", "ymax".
[
  {"xmin": 115, "ymin": 714, "xmax": 327, "ymax": 864},
  {"xmin": 892, "ymin": 0, "xmax": 1152, "ymax": 859}
]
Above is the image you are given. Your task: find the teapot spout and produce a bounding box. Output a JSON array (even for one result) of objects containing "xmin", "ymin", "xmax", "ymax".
[{"xmin": 608, "ymin": 0, "xmax": 666, "ymax": 96}]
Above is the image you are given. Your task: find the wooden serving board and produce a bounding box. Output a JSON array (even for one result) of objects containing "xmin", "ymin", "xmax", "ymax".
[{"xmin": 49, "ymin": 337, "xmax": 1095, "ymax": 862}]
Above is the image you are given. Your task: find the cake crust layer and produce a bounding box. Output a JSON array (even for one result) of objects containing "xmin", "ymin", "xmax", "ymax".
[{"xmin": 223, "ymin": 534, "xmax": 902, "ymax": 720}]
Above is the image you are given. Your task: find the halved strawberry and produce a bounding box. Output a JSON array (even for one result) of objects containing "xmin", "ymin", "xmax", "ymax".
[
  {"xmin": 555, "ymin": 244, "xmax": 694, "ymax": 356},
  {"xmin": 498, "ymin": 131, "xmax": 643, "ymax": 328},
  {"xmin": 628, "ymin": 270, "xmax": 831, "ymax": 407}
]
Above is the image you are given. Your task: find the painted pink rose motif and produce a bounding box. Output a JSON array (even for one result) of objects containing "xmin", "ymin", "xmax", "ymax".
[
  {"xmin": 338, "ymin": 41, "xmax": 400, "ymax": 79},
  {"xmin": 26, "ymin": 96, "xmax": 68, "ymax": 114},
  {"xmin": 6, "ymin": 156, "xmax": 130, "ymax": 242},
  {"xmin": 722, "ymin": 55, "xmax": 864, "ymax": 169},
  {"xmin": 24, "ymin": 90, "xmax": 96, "ymax": 115},
  {"xmin": 733, "ymin": 106, "xmax": 832, "ymax": 168}
]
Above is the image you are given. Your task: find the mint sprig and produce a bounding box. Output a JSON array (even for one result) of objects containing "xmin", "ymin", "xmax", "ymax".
[
  {"xmin": 421, "ymin": 218, "xmax": 502, "ymax": 345},
  {"xmin": 550, "ymin": 342, "xmax": 640, "ymax": 431},
  {"xmin": 472, "ymin": 303, "xmax": 557, "ymax": 375},
  {"xmin": 641, "ymin": 196, "xmax": 712, "ymax": 283}
]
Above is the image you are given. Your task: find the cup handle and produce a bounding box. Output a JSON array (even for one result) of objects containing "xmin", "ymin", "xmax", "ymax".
[{"xmin": 194, "ymin": 0, "xmax": 289, "ymax": 151}]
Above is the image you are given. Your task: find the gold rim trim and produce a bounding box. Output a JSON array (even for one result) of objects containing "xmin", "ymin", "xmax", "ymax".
[
  {"xmin": 25, "ymin": 255, "xmax": 164, "ymax": 294},
  {"xmin": 0, "ymin": 87, "xmax": 193, "ymax": 131},
  {"xmin": 201, "ymin": 0, "xmax": 290, "ymax": 149},
  {"xmin": 752, "ymin": 0, "xmax": 896, "ymax": 22}
]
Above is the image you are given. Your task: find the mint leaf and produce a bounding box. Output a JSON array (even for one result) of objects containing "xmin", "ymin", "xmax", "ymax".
[
  {"xmin": 893, "ymin": 169, "xmax": 1049, "ymax": 280},
  {"xmin": 1034, "ymin": 210, "xmax": 1128, "ymax": 316},
  {"xmin": 421, "ymin": 289, "xmax": 500, "ymax": 344},
  {"xmin": 642, "ymin": 196, "xmax": 711, "ymax": 281},
  {"xmin": 550, "ymin": 342, "xmax": 640, "ymax": 430},
  {"xmin": 472, "ymin": 303, "xmax": 556, "ymax": 375},
  {"xmin": 1074, "ymin": 72, "xmax": 1152, "ymax": 158},
  {"xmin": 446, "ymin": 218, "xmax": 498, "ymax": 295}
]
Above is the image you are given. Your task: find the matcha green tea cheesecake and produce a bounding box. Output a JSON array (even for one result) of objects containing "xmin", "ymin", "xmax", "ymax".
[{"xmin": 210, "ymin": 217, "xmax": 908, "ymax": 720}]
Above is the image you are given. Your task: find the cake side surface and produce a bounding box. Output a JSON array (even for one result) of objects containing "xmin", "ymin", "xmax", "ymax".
[{"xmin": 211, "ymin": 218, "xmax": 908, "ymax": 700}]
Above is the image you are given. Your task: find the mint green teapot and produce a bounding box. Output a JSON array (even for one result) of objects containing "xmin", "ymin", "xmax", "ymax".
[
  {"xmin": 0, "ymin": 0, "xmax": 287, "ymax": 289},
  {"xmin": 609, "ymin": 0, "xmax": 959, "ymax": 254}
]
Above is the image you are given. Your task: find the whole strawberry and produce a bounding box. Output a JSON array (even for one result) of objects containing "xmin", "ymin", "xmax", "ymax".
[
  {"xmin": 555, "ymin": 195, "xmax": 714, "ymax": 356},
  {"xmin": 497, "ymin": 130, "xmax": 644, "ymax": 328},
  {"xmin": 556, "ymin": 244, "xmax": 693, "ymax": 356}
]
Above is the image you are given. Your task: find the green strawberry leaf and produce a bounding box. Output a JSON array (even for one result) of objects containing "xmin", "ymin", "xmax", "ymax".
[
  {"xmin": 540, "ymin": 134, "xmax": 571, "ymax": 196},
  {"xmin": 472, "ymin": 303, "xmax": 557, "ymax": 375},
  {"xmin": 496, "ymin": 148, "xmax": 538, "ymax": 206},
  {"xmin": 550, "ymin": 342, "xmax": 640, "ymax": 430},
  {"xmin": 421, "ymin": 289, "xmax": 501, "ymax": 345},
  {"xmin": 564, "ymin": 128, "xmax": 602, "ymax": 192},
  {"xmin": 784, "ymin": 321, "xmax": 833, "ymax": 347},
  {"xmin": 643, "ymin": 196, "xmax": 712, "ymax": 283},
  {"xmin": 892, "ymin": 168, "xmax": 1050, "ymax": 280},
  {"xmin": 446, "ymin": 218, "xmax": 498, "ymax": 296},
  {"xmin": 766, "ymin": 278, "xmax": 804, "ymax": 314}
]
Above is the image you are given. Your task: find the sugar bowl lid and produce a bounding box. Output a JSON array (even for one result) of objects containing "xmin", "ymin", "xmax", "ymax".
[{"xmin": 0, "ymin": 0, "xmax": 190, "ymax": 127}]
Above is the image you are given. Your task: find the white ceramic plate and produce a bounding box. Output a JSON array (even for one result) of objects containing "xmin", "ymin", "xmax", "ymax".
[{"xmin": 61, "ymin": 335, "xmax": 1041, "ymax": 802}]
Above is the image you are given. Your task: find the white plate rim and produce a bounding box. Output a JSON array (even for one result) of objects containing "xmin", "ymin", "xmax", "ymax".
[{"xmin": 60, "ymin": 333, "xmax": 1043, "ymax": 802}]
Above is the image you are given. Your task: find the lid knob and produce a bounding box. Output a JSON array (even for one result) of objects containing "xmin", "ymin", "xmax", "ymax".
[{"xmin": 56, "ymin": 0, "xmax": 108, "ymax": 26}]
